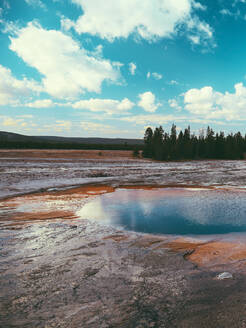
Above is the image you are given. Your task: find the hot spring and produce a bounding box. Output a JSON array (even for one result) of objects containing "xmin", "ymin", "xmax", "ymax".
[{"xmin": 77, "ymin": 188, "xmax": 246, "ymax": 235}]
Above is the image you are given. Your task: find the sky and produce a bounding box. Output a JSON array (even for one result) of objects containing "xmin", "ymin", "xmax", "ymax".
[{"xmin": 1, "ymin": 0, "xmax": 246, "ymax": 138}]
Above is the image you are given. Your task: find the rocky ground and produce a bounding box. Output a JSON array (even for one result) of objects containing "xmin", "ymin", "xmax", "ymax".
[{"xmin": 1, "ymin": 150, "xmax": 246, "ymax": 328}]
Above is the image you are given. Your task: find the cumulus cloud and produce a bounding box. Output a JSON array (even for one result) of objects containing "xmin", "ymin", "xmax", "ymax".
[
  {"xmin": 55, "ymin": 120, "xmax": 72, "ymax": 130},
  {"xmin": 44, "ymin": 120, "xmax": 72, "ymax": 132},
  {"xmin": 168, "ymin": 98, "xmax": 182, "ymax": 110},
  {"xmin": 188, "ymin": 35, "xmax": 200, "ymax": 44},
  {"xmin": 138, "ymin": 91, "xmax": 160, "ymax": 113},
  {"xmin": 17, "ymin": 114, "xmax": 34, "ymax": 119},
  {"xmin": 0, "ymin": 115, "xmax": 37, "ymax": 131},
  {"xmin": 66, "ymin": 0, "xmax": 212, "ymax": 45},
  {"xmin": 147, "ymin": 72, "xmax": 163, "ymax": 80},
  {"xmin": 192, "ymin": 2, "xmax": 206, "ymax": 10},
  {"xmin": 1, "ymin": 117, "xmax": 23, "ymax": 127},
  {"xmin": 81, "ymin": 121, "xmax": 111, "ymax": 131},
  {"xmin": 72, "ymin": 97, "xmax": 134, "ymax": 114},
  {"xmin": 9, "ymin": 22, "xmax": 121, "ymax": 99},
  {"xmin": 122, "ymin": 114, "xmax": 186, "ymax": 125},
  {"xmin": 121, "ymin": 114, "xmax": 228, "ymax": 126},
  {"xmin": 129, "ymin": 62, "xmax": 137, "ymax": 75},
  {"xmin": 80, "ymin": 121, "xmax": 130, "ymax": 135},
  {"xmin": 24, "ymin": 99, "xmax": 55, "ymax": 108},
  {"xmin": 184, "ymin": 86, "xmax": 219, "ymax": 115},
  {"xmin": 152, "ymin": 72, "xmax": 163, "ymax": 80},
  {"xmin": 183, "ymin": 83, "xmax": 246, "ymax": 120},
  {"xmin": 186, "ymin": 16, "xmax": 213, "ymax": 45},
  {"xmin": 0, "ymin": 64, "xmax": 42, "ymax": 106}
]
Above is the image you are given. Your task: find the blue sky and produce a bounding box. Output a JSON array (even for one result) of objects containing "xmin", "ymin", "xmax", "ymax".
[{"xmin": 1, "ymin": 0, "xmax": 246, "ymax": 138}]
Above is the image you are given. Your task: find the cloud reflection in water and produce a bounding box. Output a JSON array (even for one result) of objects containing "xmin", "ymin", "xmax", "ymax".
[{"xmin": 77, "ymin": 188, "xmax": 246, "ymax": 235}]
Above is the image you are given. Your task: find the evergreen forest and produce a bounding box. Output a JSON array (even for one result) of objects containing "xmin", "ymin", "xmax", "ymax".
[{"xmin": 143, "ymin": 125, "xmax": 246, "ymax": 160}]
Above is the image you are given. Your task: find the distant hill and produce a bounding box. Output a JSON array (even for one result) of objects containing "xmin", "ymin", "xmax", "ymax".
[{"xmin": 0, "ymin": 131, "xmax": 144, "ymax": 150}]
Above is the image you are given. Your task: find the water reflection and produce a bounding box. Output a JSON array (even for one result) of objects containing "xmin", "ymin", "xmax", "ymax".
[{"xmin": 77, "ymin": 188, "xmax": 246, "ymax": 235}]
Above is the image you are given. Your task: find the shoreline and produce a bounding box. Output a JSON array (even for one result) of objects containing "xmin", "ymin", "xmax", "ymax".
[
  {"xmin": 2, "ymin": 183, "xmax": 246, "ymax": 271},
  {"xmin": 2, "ymin": 180, "xmax": 246, "ymax": 202}
]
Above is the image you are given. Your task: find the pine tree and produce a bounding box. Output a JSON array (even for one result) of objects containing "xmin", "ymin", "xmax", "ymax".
[
  {"xmin": 143, "ymin": 127, "xmax": 153, "ymax": 158},
  {"xmin": 153, "ymin": 126, "xmax": 164, "ymax": 160},
  {"xmin": 170, "ymin": 124, "xmax": 177, "ymax": 159},
  {"xmin": 142, "ymin": 124, "xmax": 246, "ymax": 161}
]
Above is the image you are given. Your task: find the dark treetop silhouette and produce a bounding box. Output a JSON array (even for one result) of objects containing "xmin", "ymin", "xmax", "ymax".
[{"xmin": 143, "ymin": 124, "xmax": 246, "ymax": 160}]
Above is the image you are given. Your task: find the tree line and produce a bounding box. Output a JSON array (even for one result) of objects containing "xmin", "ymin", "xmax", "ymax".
[
  {"xmin": 143, "ymin": 125, "xmax": 246, "ymax": 160},
  {"xmin": 0, "ymin": 140, "xmax": 143, "ymax": 151}
]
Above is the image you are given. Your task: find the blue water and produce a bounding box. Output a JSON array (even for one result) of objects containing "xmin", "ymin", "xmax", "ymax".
[{"xmin": 78, "ymin": 188, "xmax": 246, "ymax": 235}]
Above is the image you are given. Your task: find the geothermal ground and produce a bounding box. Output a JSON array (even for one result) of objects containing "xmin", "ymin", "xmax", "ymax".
[{"xmin": 1, "ymin": 150, "xmax": 246, "ymax": 327}]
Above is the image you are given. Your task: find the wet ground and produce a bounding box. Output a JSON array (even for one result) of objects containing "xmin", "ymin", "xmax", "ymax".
[
  {"xmin": 1, "ymin": 149, "xmax": 246, "ymax": 199},
  {"xmin": 1, "ymin": 150, "xmax": 246, "ymax": 327}
]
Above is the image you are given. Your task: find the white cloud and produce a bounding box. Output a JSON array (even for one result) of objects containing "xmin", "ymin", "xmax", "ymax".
[
  {"xmin": 122, "ymin": 114, "xmax": 186, "ymax": 125},
  {"xmin": 186, "ymin": 17, "xmax": 214, "ymax": 46},
  {"xmin": 0, "ymin": 115, "xmax": 37, "ymax": 130},
  {"xmin": 220, "ymin": 8, "xmax": 241, "ymax": 19},
  {"xmin": 129, "ymin": 62, "xmax": 137, "ymax": 75},
  {"xmin": 81, "ymin": 121, "xmax": 111, "ymax": 131},
  {"xmin": 152, "ymin": 72, "xmax": 163, "ymax": 80},
  {"xmin": 147, "ymin": 72, "xmax": 163, "ymax": 80},
  {"xmin": 138, "ymin": 91, "xmax": 160, "ymax": 113},
  {"xmin": 1, "ymin": 117, "xmax": 23, "ymax": 127},
  {"xmin": 196, "ymin": 21, "xmax": 213, "ymax": 39},
  {"xmin": 183, "ymin": 83, "xmax": 246, "ymax": 120},
  {"xmin": 169, "ymin": 80, "xmax": 179, "ymax": 85},
  {"xmin": 188, "ymin": 35, "xmax": 200, "ymax": 44},
  {"xmin": 2, "ymin": 21, "xmax": 20, "ymax": 34},
  {"xmin": 0, "ymin": 64, "xmax": 42, "ymax": 106},
  {"xmin": 121, "ymin": 114, "xmax": 229, "ymax": 126},
  {"xmin": 44, "ymin": 120, "xmax": 72, "ymax": 132},
  {"xmin": 220, "ymin": 9, "xmax": 233, "ymax": 16},
  {"xmin": 18, "ymin": 114, "xmax": 34, "ymax": 119},
  {"xmin": 72, "ymin": 97, "xmax": 134, "ymax": 114},
  {"xmin": 55, "ymin": 120, "xmax": 72, "ymax": 130},
  {"xmin": 81, "ymin": 121, "xmax": 129, "ymax": 135},
  {"xmin": 67, "ymin": 0, "xmax": 212, "ymax": 44},
  {"xmin": 192, "ymin": 2, "xmax": 206, "ymax": 10},
  {"xmin": 25, "ymin": 99, "xmax": 55, "ymax": 108},
  {"xmin": 9, "ymin": 22, "xmax": 121, "ymax": 99},
  {"xmin": 60, "ymin": 17, "xmax": 75, "ymax": 31},
  {"xmin": 184, "ymin": 86, "xmax": 221, "ymax": 115},
  {"xmin": 24, "ymin": 0, "xmax": 46, "ymax": 9},
  {"xmin": 168, "ymin": 99, "xmax": 182, "ymax": 111}
]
